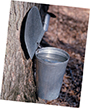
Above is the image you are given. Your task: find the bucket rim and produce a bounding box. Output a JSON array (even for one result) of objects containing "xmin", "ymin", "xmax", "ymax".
[{"xmin": 35, "ymin": 47, "xmax": 70, "ymax": 65}]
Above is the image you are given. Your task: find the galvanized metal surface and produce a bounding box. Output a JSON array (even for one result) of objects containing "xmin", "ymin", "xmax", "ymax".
[
  {"xmin": 24, "ymin": 6, "xmax": 44, "ymax": 59},
  {"xmin": 24, "ymin": 6, "xmax": 70, "ymax": 101},
  {"xmin": 43, "ymin": 14, "xmax": 50, "ymax": 32},
  {"xmin": 35, "ymin": 47, "xmax": 70, "ymax": 100}
]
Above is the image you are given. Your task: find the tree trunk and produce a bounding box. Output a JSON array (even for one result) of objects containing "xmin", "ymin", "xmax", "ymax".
[{"xmin": 1, "ymin": 0, "xmax": 48, "ymax": 102}]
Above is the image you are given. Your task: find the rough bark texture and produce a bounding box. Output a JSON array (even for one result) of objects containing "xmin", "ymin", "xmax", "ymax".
[{"xmin": 1, "ymin": 0, "xmax": 42, "ymax": 102}]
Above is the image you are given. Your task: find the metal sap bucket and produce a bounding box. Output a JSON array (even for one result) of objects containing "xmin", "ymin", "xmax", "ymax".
[
  {"xmin": 24, "ymin": 7, "xmax": 70, "ymax": 101},
  {"xmin": 35, "ymin": 47, "xmax": 70, "ymax": 101}
]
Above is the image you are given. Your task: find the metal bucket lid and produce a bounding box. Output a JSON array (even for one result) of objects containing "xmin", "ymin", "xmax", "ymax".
[{"xmin": 24, "ymin": 6, "xmax": 45, "ymax": 59}]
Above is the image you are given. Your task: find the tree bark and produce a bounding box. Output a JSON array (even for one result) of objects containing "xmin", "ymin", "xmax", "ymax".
[{"xmin": 1, "ymin": 0, "xmax": 48, "ymax": 102}]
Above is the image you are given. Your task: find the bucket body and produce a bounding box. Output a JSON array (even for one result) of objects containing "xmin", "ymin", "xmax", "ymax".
[{"xmin": 35, "ymin": 47, "xmax": 69, "ymax": 101}]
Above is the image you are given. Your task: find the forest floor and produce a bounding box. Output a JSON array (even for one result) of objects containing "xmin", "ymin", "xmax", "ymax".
[{"xmin": 37, "ymin": 5, "xmax": 90, "ymax": 107}]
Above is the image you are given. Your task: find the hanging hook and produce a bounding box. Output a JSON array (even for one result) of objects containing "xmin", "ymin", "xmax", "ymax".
[{"xmin": 37, "ymin": 42, "xmax": 42, "ymax": 49}]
